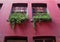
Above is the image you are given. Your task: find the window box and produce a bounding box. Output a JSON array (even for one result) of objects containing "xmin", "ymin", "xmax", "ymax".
[
  {"xmin": 8, "ymin": 12, "xmax": 28, "ymax": 29},
  {"xmin": 33, "ymin": 13, "xmax": 52, "ymax": 22},
  {"xmin": 33, "ymin": 13, "xmax": 52, "ymax": 28}
]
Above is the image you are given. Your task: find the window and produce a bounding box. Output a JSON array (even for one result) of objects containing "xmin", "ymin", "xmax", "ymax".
[
  {"xmin": 5, "ymin": 36, "xmax": 27, "ymax": 42},
  {"xmin": 0, "ymin": 3, "xmax": 3, "ymax": 10},
  {"xmin": 32, "ymin": 3, "xmax": 47, "ymax": 16},
  {"xmin": 8, "ymin": 3, "xmax": 28, "ymax": 29},
  {"xmin": 32, "ymin": 3, "xmax": 51, "ymax": 23},
  {"xmin": 12, "ymin": 3, "xmax": 27, "ymax": 14},
  {"xmin": 33, "ymin": 36, "xmax": 56, "ymax": 42},
  {"xmin": 57, "ymin": 4, "xmax": 60, "ymax": 8}
]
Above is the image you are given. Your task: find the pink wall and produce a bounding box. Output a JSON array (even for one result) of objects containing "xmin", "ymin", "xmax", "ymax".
[
  {"xmin": 55, "ymin": 0, "xmax": 60, "ymax": 3},
  {"xmin": 0, "ymin": 0, "xmax": 60, "ymax": 42}
]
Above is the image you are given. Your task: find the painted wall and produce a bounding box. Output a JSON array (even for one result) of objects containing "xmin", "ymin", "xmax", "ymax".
[
  {"xmin": 55, "ymin": 0, "xmax": 60, "ymax": 3},
  {"xmin": 0, "ymin": 0, "xmax": 60, "ymax": 42}
]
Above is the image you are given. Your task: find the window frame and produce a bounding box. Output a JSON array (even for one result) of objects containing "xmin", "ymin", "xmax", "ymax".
[
  {"xmin": 33, "ymin": 36, "xmax": 56, "ymax": 42},
  {"xmin": 11, "ymin": 3, "xmax": 28, "ymax": 14},
  {"xmin": 4, "ymin": 36, "xmax": 28, "ymax": 42},
  {"xmin": 32, "ymin": 3, "xmax": 47, "ymax": 13},
  {"xmin": 0, "ymin": 3, "xmax": 3, "ymax": 10}
]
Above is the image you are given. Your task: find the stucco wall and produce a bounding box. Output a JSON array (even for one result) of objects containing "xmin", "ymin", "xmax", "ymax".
[{"xmin": 0, "ymin": 0, "xmax": 60, "ymax": 42}]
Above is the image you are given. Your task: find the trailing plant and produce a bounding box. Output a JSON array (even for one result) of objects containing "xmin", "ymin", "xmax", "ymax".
[
  {"xmin": 33, "ymin": 13, "xmax": 52, "ymax": 28},
  {"xmin": 8, "ymin": 12, "xmax": 28, "ymax": 29}
]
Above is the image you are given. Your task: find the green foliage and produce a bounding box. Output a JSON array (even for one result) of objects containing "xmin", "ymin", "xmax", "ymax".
[
  {"xmin": 33, "ymin": 13, "xmax": 52, "ymax": 28},
  {"xmin": 8, "ymin": 12, "xmax": 28, "ymax": 29}
]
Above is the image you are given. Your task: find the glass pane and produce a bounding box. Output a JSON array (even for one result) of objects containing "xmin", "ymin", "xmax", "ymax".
[
  {"xmin": 12, "ymin": 3, "xmax": 27, "ymax": 13},
  {"xmin": 32, "ymin": 4, "xmax": 47, "ymax": 16},
  {"xmin": 35, "ymin": 40, "xmax": 43, "ymax": 42},
  {"xmin": 12, "ymin": 7, "xmax": 27, "ymax": 13},
  {"xmin": 45, "ymin": 40, "xmax": 53, "ymax": 42},
  {"xmin": 7, "ymin": 40, "xmax": 27, "ymax": 42}
]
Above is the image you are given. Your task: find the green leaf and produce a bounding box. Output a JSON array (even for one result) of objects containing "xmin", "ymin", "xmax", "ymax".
[
  {"xmin": 33, "ymin": 13, "xmax": 52, "ymax": 28},
  {"xmin": 8, "ymin": 12, "xmax": 28, "ymax": 29}
]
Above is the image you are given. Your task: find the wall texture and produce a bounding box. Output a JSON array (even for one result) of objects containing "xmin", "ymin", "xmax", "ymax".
[{"xmin": 0, "ymin": 0, "xmax": 60, "ymax": 42}]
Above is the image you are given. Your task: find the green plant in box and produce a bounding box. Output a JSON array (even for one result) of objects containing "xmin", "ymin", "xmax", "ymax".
[
  {"xmin": 40, "ymin": 13, "xmax": 52, "ymax": 22},
  {"xmin": 33, "ymin": 13, "xmax": 41, "ymax": 28},
  {"xmin": 33, "ymin": 13, "xmax": 52, "ymax": 28},
  {"xmin": 8, "ymin": 12, "xmax": 28, "ymax": 29}
]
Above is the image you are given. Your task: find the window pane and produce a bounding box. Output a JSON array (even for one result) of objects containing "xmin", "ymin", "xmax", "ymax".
[
  {"xmin": 5, "ymin": 36, "xmax": 27, "ymax": 42},
  {"xmin": 33, "ymin": 36, "xmax": 56, "ymax": 42},
  {"xmin": 12, "ymin": 3, "xmax": 27, "ymax": 13},
  {"xmin": 7, "ymin": 40, "xmax": 27, "ymax": 42},
  {"xmin": 45, "ymin": 40, "xmax": 53, "ymax": 42},
  {"xmin": 32, "ymin": 3, "xmax": 47, "ymax": 16},
  {"xmin": 12, "ymin": 7, "xmax": 27, "ymax": 13},
  {"xmin": 35, "ymin": 40, "xmax": 43, "ymax": 42}
]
